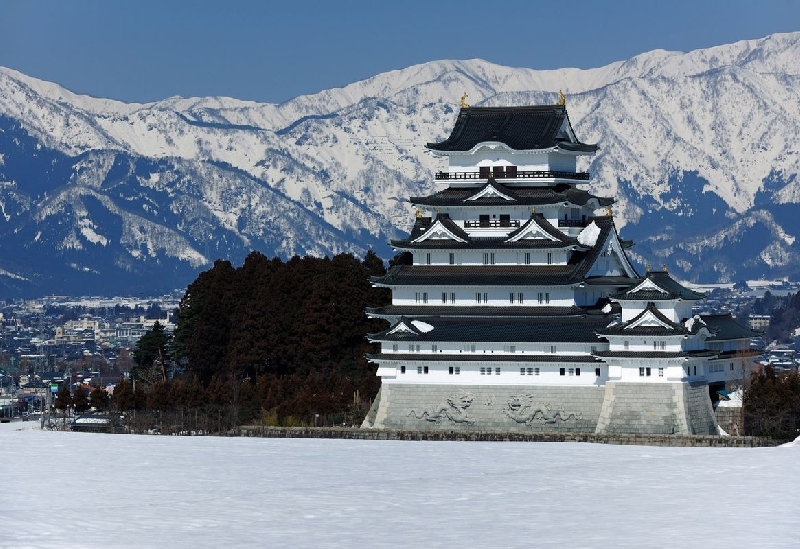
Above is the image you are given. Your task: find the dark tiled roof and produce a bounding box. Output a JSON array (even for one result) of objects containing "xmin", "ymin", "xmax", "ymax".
[
  {"xmin": 426, "ymin": 105, "xmax": 598, "ymax": 153},
  {"xmin": 701, "ymin": 313, "xmax": 759, "ymax": 340},
  {"xmin": 377, "ymin": 216, "xmax": 629, "ymax": 287},
  {"xmin": 598, "ymin": 303, "xmax": 688, "ymax": 336},
  {"xmin": 368, "ymin": 316, "xmax": 610, "ymax": 343},
  {"xmin": 391, "ymin": 212, "xmax": 577, "ymax": 250},
  {"xmin": 611, "ymin": 271, "xmax": 705, "ymax": 301},
  {"xmin": 411, "ymin": 182, "xmax": 612, "ymax": 208},
  {"xmin": 366, "ymin": 353, "xmax": 603, "ymax": 364},
  {"xmin": 374, "ymin": 264, "xmax": 578, "ymax": 286}
]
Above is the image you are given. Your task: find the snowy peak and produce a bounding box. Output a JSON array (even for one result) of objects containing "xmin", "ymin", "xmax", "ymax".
[{"xmin": 2, "ymin": 31, "xmax": 800, "ymax": 296}]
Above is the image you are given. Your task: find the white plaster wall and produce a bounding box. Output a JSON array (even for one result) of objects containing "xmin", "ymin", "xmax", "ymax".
[
  {"xmin": 377, "ymin": 360, "xmax": 605, "ymax": 386},
  {"xmin": 390, "ymin": 286, "xmax": 578, "ymax": 308}
]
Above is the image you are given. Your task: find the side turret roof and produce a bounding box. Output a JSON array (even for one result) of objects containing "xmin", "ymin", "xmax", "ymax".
[
  {"xmin": 426, "ymin": 105, "xmax": 598, "ymax": 153},
  {"xmin": 610, "ymin": 270, "xmax": 705, "ymax": 301}
]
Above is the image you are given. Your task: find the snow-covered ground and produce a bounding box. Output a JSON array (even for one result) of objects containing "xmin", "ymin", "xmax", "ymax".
[{"xmin": 1, "ymin": 422, "xmax": 797, "ymax": 548}]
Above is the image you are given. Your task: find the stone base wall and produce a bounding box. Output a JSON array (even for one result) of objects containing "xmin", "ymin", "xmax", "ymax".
[
  {"xmin": 363, "ymin": 384, "xmax": 605, "ymax": 433},
  {"xmin": 715, "ymin": 406, "xmax": 744, "ymax": 436},
  {"xmin": 363, "ymin": 381, "xmax": 719, "ymax": 436}
]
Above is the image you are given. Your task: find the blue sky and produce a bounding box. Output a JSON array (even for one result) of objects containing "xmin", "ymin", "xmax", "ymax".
[{"xmin": 1, "ymin": 0, "xmax": 798, "ymax": 104}]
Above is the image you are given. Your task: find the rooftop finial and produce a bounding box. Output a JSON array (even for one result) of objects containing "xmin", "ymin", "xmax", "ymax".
[
  {"xmin": 415, "ymin": 208, "xmax": 422, "ymax": 218},
  {"xmin": 646, "ymin": 264, "xmax": 651, "ymax": 273},
  {"xmin": 556, "ymin": 90, "xmax": 566, "ymax": 106},
  {"xmin": 605, "ymin": 206, "xmax": 613, "ymax": 217},
  {"xmin": 663, "ymin": 264, "xmax": 668, "ymax": 273},
  {"xmin": 460, "ymin": 92, "xmax": 469, "ymax": 109}
]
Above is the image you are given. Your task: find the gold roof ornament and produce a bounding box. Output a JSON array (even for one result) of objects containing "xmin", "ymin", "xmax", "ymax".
[
  {"xmin": 646, "ymin": 264, "xmax": 651, "ymax": 273},
  {"xmin": 605, "ymin": 206, "xmax": 613, "ymax": 216},
  {"xmin": 415, "ymin": 208, "xmax": 422, "ymax": 218},
  {"xmin": 460, "ymin": 92, "xmax": 469, "ymax": 109},
  {"xmin": 556, "ymin": 90, "xmax": 566, "ymax": 106},
  {"xmin": 663, "ymin": 264, "xmax": 668, "ymax": 273}
]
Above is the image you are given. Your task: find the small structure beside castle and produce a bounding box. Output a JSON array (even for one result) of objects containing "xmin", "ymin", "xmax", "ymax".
[{"xmin": 362, "ymin": 98, "xmax": 755, "ymax": 435}]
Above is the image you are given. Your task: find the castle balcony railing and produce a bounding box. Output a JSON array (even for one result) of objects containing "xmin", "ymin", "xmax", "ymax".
[
  {"xmin": 463, "ymin": 219, "xmax": 521, "ymax": 228},
  {"xmin": 557, "ymin": 219, "xmax": 589, "ymax": 228},
  {"xmin": 435, "ymin": 169, "xmax": 590, "ymax": 181}
]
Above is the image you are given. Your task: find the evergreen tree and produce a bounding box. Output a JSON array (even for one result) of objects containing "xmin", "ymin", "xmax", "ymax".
[
  {"xmin": 54, "ymin": 383, "xmax": 72, "ymax": 413},
  {"xmin": 89, "ymin": 386, "xmax": 109, "ymax": 411},
  {"xmin": 73, "ymin": 385, "xmax": 90, "ymax": 413},
  {"xmin": 133, "ymin": 321, "xmax": 171, "ymax": 386}
]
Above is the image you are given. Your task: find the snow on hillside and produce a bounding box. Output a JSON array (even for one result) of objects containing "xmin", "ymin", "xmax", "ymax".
[
  {"xmin": 1, "ymin": 31, "xmax": 800, "ymax": 292},
  {"xmin": 0, "ymin": 424, "xmax": 797, "ymax": 549}
]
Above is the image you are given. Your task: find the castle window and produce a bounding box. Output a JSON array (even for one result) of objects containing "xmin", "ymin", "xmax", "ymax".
[
  {"xmin": 545, "ymin": 293, "xmax": 550, "ymax": 304},
  {"xmin": 624, "ymin": 340, "xmax": 629, "ymax": 350},
  {"xmin": 499, "ymin": 214, "xmax": 511, "ymax": 227},
  {"xmin": 534, "ymin": 368, "xmax": 539, "ymax": 376},
  {"xmin": 476, "ymin": 292, "xmax": 481, "ymax": 304},
  {"xmin": 423, "ymin": 366, "xmax": 429, "ymax": 374},
  {"xmin": 493, "ymin": 166, "xmax": 505, "ymax": 178},
  {"xmin": 423, "ymin": 292, "xmax": 428, "ymax": 304},
  {"xmin": 418, "ymin": 366, "xmax": 423, "ymax": 374},
  {"xmin": 559, "ymin": 368, "xmax": 566, "ymax": 376},
  {"xmin": 506, "ymin": 165, "xmax": 517, "ymax": 178},
  {"xmin": 392, "ymin": 344, "xmax": 398, "ymax": 352},
  {"xmin": 479, "ymin": 214, "xmax": 490, "ymax": 227},
  {"xmin": 450, "ymin": 292, "xmax": 456, "ymax": 303},
  {"xmin": 591, "ymin": 346, "xmax": 597, "ymax": 354},
  {"xmin": 479, "ymin": 166, "xmax": 491, "ymax": 179},
  {"xmin": 730, "ymin": 363, "xmax": 734, "ymax": 371},
  {"xmin": 483, "ymin": 252, "xmax": 495, "ymax": 265},
  {"xmin": 454, "ymin": 367, "xmax": 460, "ymax": 375},
  {"xmin": 470, "ymin": 345, "xmax": 476, "ymax": 353},
  {"xmin": 518, "ymin": 293, "xmax": 524, "ymax": 304},
  {"xmin": 449, "ymin": 366, "xmax": 454, "ymax": 375},
  {"xmin": 400, "ymin": 366, "xmax": 406, "ymax": 374},
  {"xmin": 568, "ymin": 368, "xmax": 574, "ymax": 376},
  {"xmin": 595, "ymin": 368, "xmax": 601, "ymax": 377},
  {"xmin": 639, "ymin": 367, "xmax": 645, "ymax": 377},
  {"xmin": 495, "ymin": 367, "xmax": 501, "ymax": 375},
  {"xmin": 480, "ymin": 367, "xmax": 486, "ymax": 375},
  {"xmin": 659, "ymin": 368, "xmax": 664, "ymax": 377},
  {"xmin": 550, "ymin": 345, "xmax": 556, "ymax": 354},
  {"xmin": 509, "ymin": 293, "xmax": 515, "ymax": 304},
  {"xmin": 520, "ymin": 368, "xmax": 526, "ymax": 375},
  {"xmin": 524, "ymin": 252, "xmax": 531, "ymax": 265},
  {"xmin": 547, "ymin": 252, "xmax": 553, "ymax": 265},
  {"xmin": 576, "ymin": 368, "xmax": 581, "ymax": 376},
  {"xmin": 442, "ymin": 292, "xmax": 447, "ymax": 304},
  {"xmin": 431, "ymin": 344, "xmax": 438, "ymax": 353},
  {"xmin": 646, "ymin": 367, "xmax": 651, "ymax": 376},
  {"xmin": 449, "ymin": 252, "xmax": 455, "ymax": 265},
  {"xmin": 509, "ymin": 345, "xmax": 516, "ymax": 353},
  {"xmin": 426, "ymin": 253, "xmax": 431, "ymax": 265}
]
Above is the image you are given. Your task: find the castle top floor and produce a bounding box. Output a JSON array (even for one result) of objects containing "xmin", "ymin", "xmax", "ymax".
[{"xmin": 427, "ymin": 104, "xmax": 597, "ymax": 186}]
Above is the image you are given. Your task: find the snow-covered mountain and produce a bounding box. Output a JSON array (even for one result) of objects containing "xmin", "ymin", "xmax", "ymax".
[{"xmin": 2, "ymin": 32, "xmax": 800, "ymax": 297}]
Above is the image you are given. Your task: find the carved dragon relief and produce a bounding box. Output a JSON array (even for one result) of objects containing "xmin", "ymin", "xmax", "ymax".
[
  {"xmin": 503, "ymin": 394, "xmax": 582, "ymax": 425},
  {"xmin": 409, "ymin": 392, "xmax": 475, "ymax": 424}
]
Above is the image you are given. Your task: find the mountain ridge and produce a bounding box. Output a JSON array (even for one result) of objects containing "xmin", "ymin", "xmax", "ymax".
[{"xmin": 1, "ymin": 31, "xmax": 800, "ymax": 297}]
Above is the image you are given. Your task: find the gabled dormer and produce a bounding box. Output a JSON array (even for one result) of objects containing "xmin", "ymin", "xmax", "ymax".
[{"xmin": 611, "ymin": 268, "xmax": 705, "ymax": 323}]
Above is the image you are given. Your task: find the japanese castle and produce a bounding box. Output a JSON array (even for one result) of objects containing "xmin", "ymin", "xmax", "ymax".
[{"xmin": 362, "ymin": 97, "xmax": 755, "ymax": 435}]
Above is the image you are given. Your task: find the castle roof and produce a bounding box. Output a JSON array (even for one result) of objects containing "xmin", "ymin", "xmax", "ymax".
[
  {"xmin": 701, "ymin": 313, "xmax": 759, "ymax": 340},
  {"xmin": 368, "ymin": 316, "xmax": 610, "ymax": 343},
  {"xmin": 392, "ymin": 212, "xmax": 577, "ymax": 250},
  {"xmin": 426, "ymin": 105, "xmax": 598, "ymax": 153},
  {"xmin": 410, "ymin": 181, "xmax": 612, "ymax": 208},
  {"xmin": 598, "ymin": 302, "xmax": 689, "ymax": 336},
  {"xmin": 610, "ymin": 270, "xmax": 705, "ymax": 301}
]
